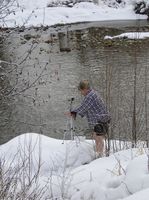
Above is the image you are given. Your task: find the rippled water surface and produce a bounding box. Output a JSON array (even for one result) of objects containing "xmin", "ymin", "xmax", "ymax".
[{"xmin": 1, "ymin": 20, "xmax": 149, "ymax": 144}]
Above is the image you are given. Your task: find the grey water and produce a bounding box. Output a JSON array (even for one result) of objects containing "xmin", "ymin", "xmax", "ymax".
[{"xmin": 1, "ymin": 20, "xmax": 149, "ymax": 144}]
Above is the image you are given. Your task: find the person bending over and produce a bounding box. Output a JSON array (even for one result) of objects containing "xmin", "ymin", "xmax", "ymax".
[{"xmin": 66, "ymin": 80, "xmax": 111, "ymax": 158}]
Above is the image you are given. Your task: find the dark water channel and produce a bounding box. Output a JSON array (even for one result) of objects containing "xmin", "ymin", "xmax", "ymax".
[{"xmin": 1, "ymin": 20, "xmax": 149, "ymax": 144}]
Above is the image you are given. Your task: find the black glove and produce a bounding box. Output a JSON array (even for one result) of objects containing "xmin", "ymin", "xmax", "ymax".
[{"xmin": 70, "ymin": 111, "xmax": 77, "ymax": 119}]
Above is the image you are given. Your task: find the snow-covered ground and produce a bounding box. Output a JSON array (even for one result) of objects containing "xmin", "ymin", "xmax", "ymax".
[
  {"xmin": 0, "ymin": 133, "xmax": 149, "ymax": 200},
  {"xmin": 1, "ymin": 0, "xmax": 149, "ymax": 199},
  {"xmin": 0, "ymin": 0, "xmax": 148, "ymax": 27},
  {"xmin": 105, "ymin": 32, "xmax": 149, "ymax": 39}
]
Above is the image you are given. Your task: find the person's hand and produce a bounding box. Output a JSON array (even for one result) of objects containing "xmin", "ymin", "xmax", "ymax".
[
  {"xmin": 64, "ymin": 112, "xmax": 76, "ymax": 119},
  {"xmin": 64, "ymin": 112, "xmax": 72, "ymax": 117}
]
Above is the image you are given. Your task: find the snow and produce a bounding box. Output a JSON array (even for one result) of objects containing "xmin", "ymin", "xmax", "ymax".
[
  {"xmin": 1, "ymin": 0, "xmax": 149, "ymax": 199},
  {"xmin": 0, "ymin": 0, "xmax": 147, "ymax": 27},
  {"xmin": 104, "ymin": 32, "xmax": 149, "ymax": 39},
  {"xmin": 1, "ymin": 133, "xmax": 149, "ymax": 199},
  {"xmin": 0, "ymin": 133, "xmax": 95, "ymax": 173}
]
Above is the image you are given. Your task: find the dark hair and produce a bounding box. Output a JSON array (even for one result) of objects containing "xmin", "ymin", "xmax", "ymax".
[{"xmin": 78, "ymin": 80, "xmax": 90, "ymax": 90}]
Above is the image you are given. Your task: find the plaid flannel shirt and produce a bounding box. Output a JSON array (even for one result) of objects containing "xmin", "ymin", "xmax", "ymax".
[{"xmin": 72, "ymin": 89, "xmax": 111, "ymax": 128}]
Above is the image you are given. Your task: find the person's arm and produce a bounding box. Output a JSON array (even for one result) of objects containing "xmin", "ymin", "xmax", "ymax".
[{"xmin": 71, "ymin": 96, "xmax": 93, "ymax": 118}]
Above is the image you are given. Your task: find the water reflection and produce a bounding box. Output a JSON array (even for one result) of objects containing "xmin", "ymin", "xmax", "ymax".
[{"xmin": 1, "ymin": 23, "xmax": 149, "ymax": 144}]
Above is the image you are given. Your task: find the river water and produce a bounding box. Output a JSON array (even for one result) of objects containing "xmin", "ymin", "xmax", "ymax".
[{"xmin": 1, "ymin": 20, "xmax": 149, "ymax": 144}]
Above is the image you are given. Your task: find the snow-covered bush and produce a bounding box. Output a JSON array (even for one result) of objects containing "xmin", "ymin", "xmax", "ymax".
[
  {"xmin": 47, "ymin": 0, "xmax": 127, "ymax": 8},
  {"xmin": 102, "ymin": 0, "xmax": 126, "ymax": 8},
  {"xmin": 133, "ymin": 0, "xmax": 149, "ymax": 19},
  {"xmin": 47, "ymin": 0, "xmax": 93, "ymax": 8}
]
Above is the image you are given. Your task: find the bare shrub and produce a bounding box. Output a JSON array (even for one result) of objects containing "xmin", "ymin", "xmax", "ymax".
[
  {"xmin": 0, "ymin": 139, "xmax": 48, "ymax": 199},
  {"xmin": 0, "ymin": 0, "xmax": 19, "ymax": 26}
]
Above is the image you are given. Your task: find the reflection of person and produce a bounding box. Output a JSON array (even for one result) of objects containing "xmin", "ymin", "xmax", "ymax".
[{"xmin": 66, "ymin": 80, "xmax": 111, "ymax": 158}]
